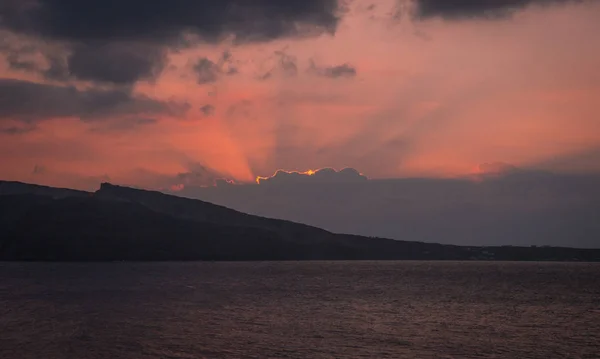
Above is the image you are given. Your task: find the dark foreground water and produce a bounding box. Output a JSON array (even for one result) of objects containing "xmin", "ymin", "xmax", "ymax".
[{"xmin": 0, "ymin": 262, "xmax": 599, "ymax": 359}]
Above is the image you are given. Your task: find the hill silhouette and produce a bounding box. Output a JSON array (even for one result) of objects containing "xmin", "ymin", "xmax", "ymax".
[{"xmin": 1, "ymin": 180, "xmax": 598, "ymax": 261}]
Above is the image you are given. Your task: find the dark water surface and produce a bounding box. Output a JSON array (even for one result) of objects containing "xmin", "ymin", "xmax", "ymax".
[{"xmin": 1, "ymin": 261, "xmax": 599, "ymax": 359}]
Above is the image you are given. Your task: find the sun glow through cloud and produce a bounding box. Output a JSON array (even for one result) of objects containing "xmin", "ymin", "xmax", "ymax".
[{"xmin": 256, "ymin": 169, "xmax": 319, "ymax": 184}]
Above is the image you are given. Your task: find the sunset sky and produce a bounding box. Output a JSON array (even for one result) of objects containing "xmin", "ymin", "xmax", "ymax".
[{"xmin": 1, "ymin": 0, "xmax": 599, "ymax": 191}]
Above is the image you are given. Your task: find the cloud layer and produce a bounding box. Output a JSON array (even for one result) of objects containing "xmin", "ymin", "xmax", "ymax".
[
  {"xmin": 413, "ymin": 0, "xmax": 584, "ymax": 18},
  {"xmin": 67, "ymin": 42, "xmax": 167, "ymax": 84},
  {"xmin": 1, "ymin": 0, "xmax": 599, "ymax": 199},
  {"xmin": 0, "ymin": 78, "xmax": 184, "ymax": 121},
  {"xmin": 176, "ymin": 168, "xmax": 600, "ymax": 248},
  {"xmin": 0, "ymin": 0, "xmax": 341, "ymax": 44}
]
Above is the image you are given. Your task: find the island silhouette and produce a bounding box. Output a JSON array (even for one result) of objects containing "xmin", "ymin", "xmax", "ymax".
[{"xmin": 1, "ymin": 180, "xmax": 598, "ymax": 262}]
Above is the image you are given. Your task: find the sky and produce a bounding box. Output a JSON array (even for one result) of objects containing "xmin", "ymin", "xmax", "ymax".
[{"xmin": 1, "ymin": 0, "xmax": 599, "ymax": 191}]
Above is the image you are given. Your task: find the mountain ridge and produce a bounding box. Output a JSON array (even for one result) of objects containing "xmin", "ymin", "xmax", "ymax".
[{"xmin": 1, "ymin": 180, "xmax": 599, "ymax": 262}]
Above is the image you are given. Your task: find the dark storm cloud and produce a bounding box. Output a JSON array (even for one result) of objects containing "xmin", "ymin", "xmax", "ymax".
[
  {"xmin": 0, "ymin": 0, "xmax": 341, "ymax": 44},
  {"xmin": 413, "ymin": 0, "xmax": 584, "ymax": 19},
  {"xmin": 67, "ymin": 43, "xmax": 168, "ymax": 84},
  {"xmin": 0, "ymin": 78, "xmax": 186, "ymax": 121},
  {"xmin": 1, "ymin": 1, "xmax": 340, "ymax": 84},
  {"xmin": 0, "ymin": 33, "xmax": 166, "ymax": 84}
]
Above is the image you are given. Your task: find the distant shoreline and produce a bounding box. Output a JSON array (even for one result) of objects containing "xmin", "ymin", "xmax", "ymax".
[{"xmin": 2, "ymin": 258, "xmax": 600, "ymax": 263}]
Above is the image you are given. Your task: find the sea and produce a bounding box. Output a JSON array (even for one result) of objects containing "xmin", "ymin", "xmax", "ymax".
[{"xmin": 0, "ymin": 261, "xmax": 598, "ymax": 359}]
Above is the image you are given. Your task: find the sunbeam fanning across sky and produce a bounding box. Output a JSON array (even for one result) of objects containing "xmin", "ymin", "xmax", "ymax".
[{"xmin": 1, "ymin": 0, "xmax": 599, "ymax": 191}]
